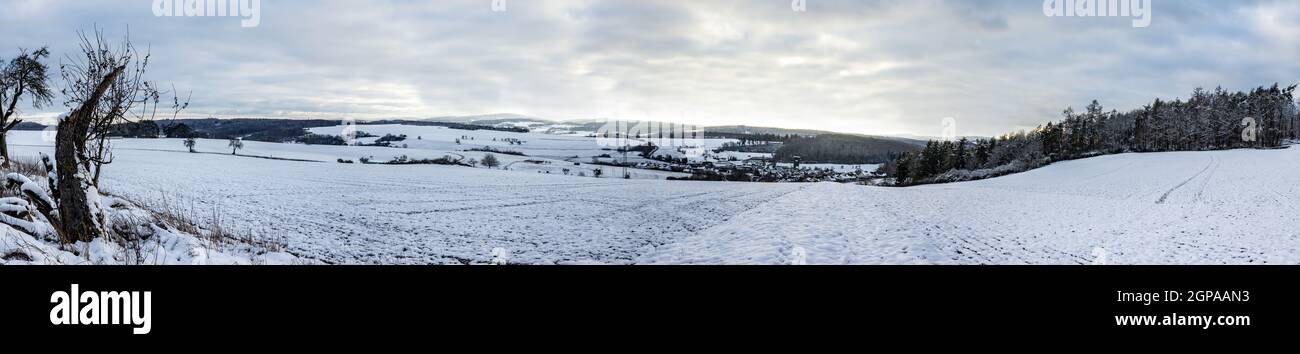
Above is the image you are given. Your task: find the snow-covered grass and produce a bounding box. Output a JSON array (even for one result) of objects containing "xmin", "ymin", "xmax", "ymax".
[
  {"xmin": 0, "ymin": 137, "xmax": 301, "ymax": 265},
  {"xmin": 8, "ymin": 131, "xmax": 800, "ymax": 264},
  {"xmin": 7, "ymin": 129, "xmax": 1299, "ymax": 265},
  {"xmin": 0, "ymin": 193, "xmax": 299, "ymax": 265}
]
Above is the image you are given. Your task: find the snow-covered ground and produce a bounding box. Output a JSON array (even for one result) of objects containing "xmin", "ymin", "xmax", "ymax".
[
  {"xmin": 309, "ymin": 123, "xmax": 737, "ymax": 161},
  {"xmin": 7, "ymin": 129, "xmax": 1299, "ymax": 265},
  {"xmin": 7, "ymin": 131, "xmax": 799, "ymax": 264},
  {"xmin": 0, "ymin": 192, "xmax": 299, "ymax": 265},
  {"xmin": 646, "ymin": 148, "xmax": 1300, "ymax": 264}
]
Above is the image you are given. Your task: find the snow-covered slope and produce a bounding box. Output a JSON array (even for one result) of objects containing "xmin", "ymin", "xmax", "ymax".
[{"xmin": 644, "ymin": 148, "xmax": 1300, "ymax": 265}]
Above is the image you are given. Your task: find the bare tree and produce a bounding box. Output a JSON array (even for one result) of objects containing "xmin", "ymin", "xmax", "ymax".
[
  {"xmin": 481, "ymin": 153, "xmax": 499, "ymax": 168},
  {"xmin": 184, "ymin": 137, "xmax": 197, "ymax": 152},
  {"xmin": 54, "ymin": 67, "xmax": 122, "ymax": 243},
  {"xmin": 52, "ymin": 29, "xmax": 154, "ymax": 242},
  {"xmin": 0, "ymin": 47, "xmax": 55, "ymax": 168},
  {"xmin": 75, "ymin": 32, "xmax": 157, "ymax": 188},
  {"xmin": 152, "ymin": 83, "xmax": 190, "ymax": 134},
  {"xmin": 228, "ymin": 138, "xmax": 243, "ymax": 155}
]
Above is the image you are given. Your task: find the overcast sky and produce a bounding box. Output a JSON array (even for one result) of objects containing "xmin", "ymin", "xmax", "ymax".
[{"xmin": 2, "ymin": 0, "xmax": 1297, "ymax": 137}]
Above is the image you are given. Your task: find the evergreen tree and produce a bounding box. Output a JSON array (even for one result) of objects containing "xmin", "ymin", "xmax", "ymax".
[
  {"xmin": 885, "ymin": 84, "xmax": 1298, "ymax": 186},
  {"xmin": 893, "ymin": 155, "xmax": 911, "ymax": 186},
  {"xmin": 954, "ymin": 137, "xmax": 969, "ymax": 170}
]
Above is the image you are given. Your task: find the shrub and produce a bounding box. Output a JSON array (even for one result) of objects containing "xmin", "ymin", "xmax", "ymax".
[
  {"xmin": 4, "ymin": 156, "xmax": 49, "ymax": 178},
  {"xmin": 481, "ymin": 153, "xmax": 500, "ymax": 168},
  {"xmin": 298, "ymin": 134, "xmax": 346, "ymax": 145}
]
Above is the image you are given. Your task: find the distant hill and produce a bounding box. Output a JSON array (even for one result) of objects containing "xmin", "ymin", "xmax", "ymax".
[
  {"xmin": 421, "ymin": 113, "xmax": 545, "ymax": 125},
  {"xmin": 773, "ymin": 134, "xmax": 923, "ymax": 164},
  {"xmin": 153, "ymin": 118, "xmax": 522, "ymax": 142},
  {"xmin": 704, "ymin": 125, "xmax": 837, "ymax": 137},
  {"xmin": 12, "ymin": 121, "xmax": 48, "ymax": 131},
  {"xmin": 161, "ymin": 118, "xmax": 342, "ymax": 142},
  {"xmin": 94, "ymin": 116, "xmax": 929, "ymax": 164},
  {"xmin": 707, "ymin": 125, "xmax": 928, "ymax": 148},
  {"xmin": 364, "ymin": 119, "xmax": 528, "ymax": 133},
  {"xmin": 418, "ymin": 115, "xmax": 929, "ymax": 146}
]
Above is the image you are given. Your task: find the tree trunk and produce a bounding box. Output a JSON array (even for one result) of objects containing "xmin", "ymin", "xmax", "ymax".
[
  {"xmin": 54, "ymin": 65, "xmax": 124, "ymax": 243},
  {"xmin": 0, "ymin": 135, "xmax": 10, "ymax": 169},
  {"xmin": 55, "ymin": 125, "xmax": 98, "ymax": 243}
]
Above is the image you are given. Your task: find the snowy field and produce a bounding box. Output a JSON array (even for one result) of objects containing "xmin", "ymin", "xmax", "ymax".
[
  {"xmin": 309, "ymin": 123, "xmax": 738, "ymax": 161},
  {"xmin": 8, "ymin": 130, "xmax": 1300, "ymax": 265},
  {"xmin": 12, "ymin": 127, "xmax": 693, "ymax": 180},
  {"xmin": 646, "ymin": 148, "xmax": 1300, "ymax": 264},
  {"xmin": 8, "ymin": 131, "xmax": 798, "ymax": 264}
]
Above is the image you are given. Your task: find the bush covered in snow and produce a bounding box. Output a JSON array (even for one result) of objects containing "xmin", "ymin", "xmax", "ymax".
[
  {"xmin": 924, "ymin": 157, "xmax": 1050, "ymax": 184},
  {"xmin": 0, "ymin": 193, "xmax": 301, "ymax": 265}
]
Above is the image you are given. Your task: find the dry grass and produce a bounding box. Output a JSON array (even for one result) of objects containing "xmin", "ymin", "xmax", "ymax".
[
  {"xmin": 1, "ymin": 156, "xmax": 289, "ymax": 263},
  {"xmin": 94, "ymin": 190, "xmax": 289, "ymax": 265},
  {"xmin": 135, "ymin": 191, "xmax": 287, "ymax": 253},
  {"xmin": 0, "ymin": 157, "xmax": 52, "ymax": 200},
  {"xmin": 6, "ymin": 156, "xmax": 50, "ymax": 178}
]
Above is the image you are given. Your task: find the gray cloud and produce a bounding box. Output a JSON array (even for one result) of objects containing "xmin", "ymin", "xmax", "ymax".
[{"xmin": 1, "ymin": 0, "xmax": 1296, "ymax": 137}]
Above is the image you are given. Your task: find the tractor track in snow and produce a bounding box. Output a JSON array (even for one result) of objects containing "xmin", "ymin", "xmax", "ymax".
[{"xmin": 1156, "ymin": 155, "xmax": 1217, "ymax": 204}]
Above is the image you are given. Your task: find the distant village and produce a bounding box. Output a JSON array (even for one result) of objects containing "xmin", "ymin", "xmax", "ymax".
[
  {"xmin": 586, "ymin": 143, "xmax": 883, "ymax": 183},
  {"xmin": 669, "ymin": 157, "xmax": 879, "ymax": 183}
]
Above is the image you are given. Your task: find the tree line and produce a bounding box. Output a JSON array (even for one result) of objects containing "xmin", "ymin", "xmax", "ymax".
[
  {"xmin": 882, "ymin": 84, "xmax": 1300, "ymax": 186},
  {"xmin": 707, "ymin": 132, "xmax": 799, "ymax": 145},
  {"xmin": 774, "ymin": 134, "xmax": 920, "ymax": 164}
]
